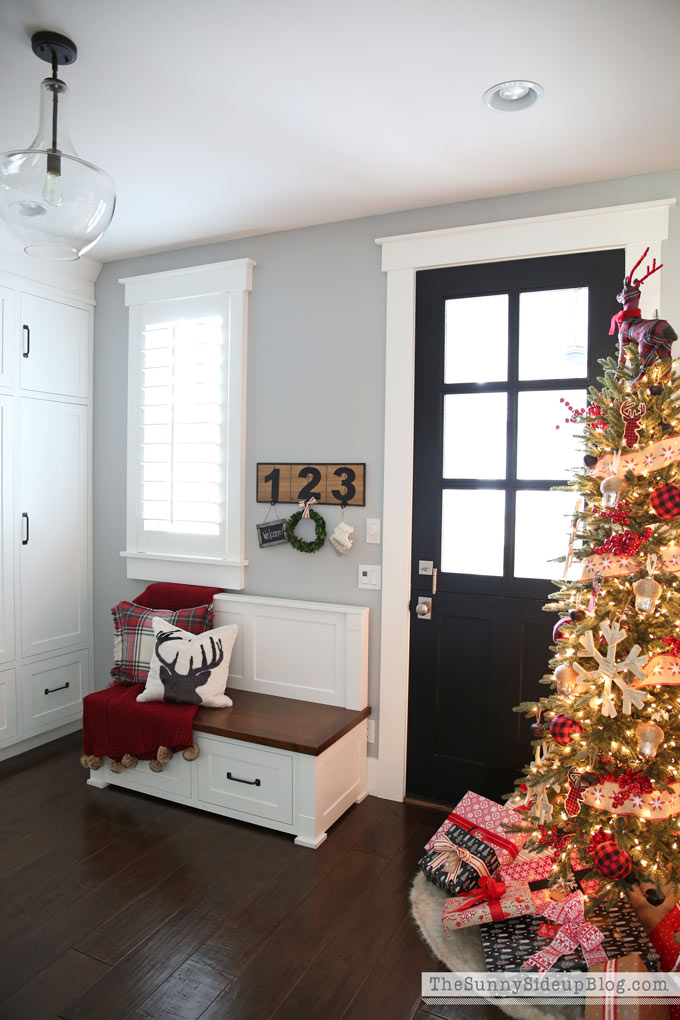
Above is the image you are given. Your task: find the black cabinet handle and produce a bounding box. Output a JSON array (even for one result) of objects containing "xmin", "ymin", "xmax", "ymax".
[
  {"xmin": 21, "ymin": 513, "xmax": 29, "ymax": 545},
  {"xmin": 22, "ymin": 325, "xmax": 30, "ymax": 358},
  {"xmin": 226, "ymin": 771, "xmax": 261, "ymax": 787},
  {"xmin": 45, "ymin": 682, "xmax": 69, "ymax": 696}
]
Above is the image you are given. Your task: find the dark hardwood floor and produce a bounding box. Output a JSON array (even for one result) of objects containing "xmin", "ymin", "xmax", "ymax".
[{"xmin": 0, "ymin": 733, "xmax": 504, "ymax": 1020}]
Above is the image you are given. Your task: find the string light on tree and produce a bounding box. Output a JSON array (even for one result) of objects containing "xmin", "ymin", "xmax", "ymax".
[{"xmin": 511, "ymin": 249, "xmax": 680, "ymax": 905}]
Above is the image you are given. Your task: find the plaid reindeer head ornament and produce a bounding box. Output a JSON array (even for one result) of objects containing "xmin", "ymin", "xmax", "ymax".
[{"xmin": 610, "ymin": 247, "xmax": 678, "ymax": 384}]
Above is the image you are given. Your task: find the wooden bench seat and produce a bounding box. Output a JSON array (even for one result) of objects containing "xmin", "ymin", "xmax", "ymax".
[{"xmin": 194, "ymin": 689, "xmax": 371, "ymax": 756}]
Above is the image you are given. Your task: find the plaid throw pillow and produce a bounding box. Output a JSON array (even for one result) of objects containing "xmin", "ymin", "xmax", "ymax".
[{"xmin": 110, "ymin": 601, "xmax": 213, "ymax": 685}]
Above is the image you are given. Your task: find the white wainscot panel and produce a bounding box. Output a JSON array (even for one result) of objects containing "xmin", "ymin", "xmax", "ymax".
[{"xmin": 252, "ymin": 614, "xmax": 340, "ymax": 703}]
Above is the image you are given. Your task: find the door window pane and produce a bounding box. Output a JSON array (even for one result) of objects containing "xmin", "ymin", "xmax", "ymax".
[
  {"xmin": 442, "ymin": 489, "xmax": 505, "ymax": 575},
  {"xmin": 445, "ymin": 294, "xmax": 508, "ymax": 384},
  {"xmin": 518, "ymin": 288, "xmax": 588, "ymax": 380},
  {"xmin": 516, "ymin": 388, "xmax": 587, "ymax": 480},
  {"xmin": 444, "ymin": 393, "xmax": 507, "ymax": 479},
  {"xmin": 514, "ymin": 490, "xmax": 581, "ymax": 580}
]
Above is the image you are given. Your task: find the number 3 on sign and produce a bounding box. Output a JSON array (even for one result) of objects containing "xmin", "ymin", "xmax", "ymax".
[{"xmin": 256, "ymin": 463, "xmax": 365, "ymax": 506}]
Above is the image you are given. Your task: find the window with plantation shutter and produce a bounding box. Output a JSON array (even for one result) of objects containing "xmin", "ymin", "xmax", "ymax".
[{"xmin": 121, "ymin": 259, "xmax": 255, "ymax": 589}]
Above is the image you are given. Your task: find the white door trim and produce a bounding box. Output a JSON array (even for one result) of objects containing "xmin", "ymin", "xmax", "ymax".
[{"xmin": 374, "ymin": 197, "xmax": 675, "ymax": 802}]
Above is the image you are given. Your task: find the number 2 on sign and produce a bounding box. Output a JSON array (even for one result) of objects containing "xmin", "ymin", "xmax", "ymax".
[{"xmin": 298, "ymin": 466, "xmax": 322, "ymax": 502}]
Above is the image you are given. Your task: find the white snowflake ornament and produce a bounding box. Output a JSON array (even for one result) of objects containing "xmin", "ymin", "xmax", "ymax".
[{"xmin": 572, "ymin": 620, "xmax": 648, "ymax": 717}]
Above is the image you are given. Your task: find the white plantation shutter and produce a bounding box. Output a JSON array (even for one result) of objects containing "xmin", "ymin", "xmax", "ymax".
[
  {"xmin": 137, "ymin": 296, "xmax": 227, "ymax": 558},
  {"xmin": 140, "ymin": 315, "xmax": 224, "ymax": 546},
  {"xmin": 122, "ymin": 259, "xmax": 254, "ymax": 587}
]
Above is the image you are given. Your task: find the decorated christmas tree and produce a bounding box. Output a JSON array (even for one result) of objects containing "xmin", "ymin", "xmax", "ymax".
[{"xmin": 510, "ymin": 248, "xmax": 680, "ymax": 907}]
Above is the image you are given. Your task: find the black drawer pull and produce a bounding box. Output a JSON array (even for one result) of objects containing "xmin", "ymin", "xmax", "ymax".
[
  {"xmin": 226, "ymin": 771, "xmax": 260, "ymax": 787},
  {"xmin": 22, "ymin": 512, "xmax": 29, "ymax": 545},
  {"xmin": 45, "ymin": 681, "xmax": 69, "ymax": 696},
  {"xmin": 22, "ymin": 324, "xmax": 30, "ymax": 358}
]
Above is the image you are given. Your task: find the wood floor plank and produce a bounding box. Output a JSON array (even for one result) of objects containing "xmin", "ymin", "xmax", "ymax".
[
  {"xmin": 0, "ymin": 803, "xmax": 189, "ymax": 944},
  {"xmin": 196, "ymin": 848, "xmax": 389, "ymax": 1020},
  {"xmin": 0, "ymin": 807, "xmax": 218, "ymax": 1003},
  {"xmin": 351, "ymin": 798, "xmax": 428, "ymax": 859},
  {"xmin": 0, "ymin": 948, "xmax": 109, "ymax": 1020},
  {"xmin": 125, "ymin": 954, "xmax": 230, "ymax": 1020},
  {"xmin": 73, "ymin": 818, "xmax": 289, "ymax": 966},
  {"xmin": 61, "ymin": 824, "xmax": 286, "ymax": 1020},
  {"xmin": 194, "ymin": 795, "xmax": 393, "ymax": 979},
  {"xmin": 338, "ymin": 913, "xmax": 438, "ymax": 1020},
  {"xmin": 268, "ymin": 821, "xmax": 435, "ymax": 1020}
]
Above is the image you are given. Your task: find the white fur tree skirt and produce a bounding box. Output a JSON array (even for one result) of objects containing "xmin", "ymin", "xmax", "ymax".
[{"xmin": 410, "ymin": 872, "xmax": 584, "ymax": 1020}]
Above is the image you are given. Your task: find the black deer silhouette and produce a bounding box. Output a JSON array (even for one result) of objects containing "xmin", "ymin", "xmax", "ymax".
[{"xmin": 154, "ymin": 628, "xmax": 224, "ymax": 704}]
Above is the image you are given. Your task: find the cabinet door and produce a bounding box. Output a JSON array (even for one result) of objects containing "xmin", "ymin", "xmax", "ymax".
[
  {"xmin": 0, "ymin": 285, "xmax": 14, "ymax": 389},
  {"xmin": 19, "ymin": 293, "xmax": 89, "ymax": 399},
  {"xmin": 0, "ymin": 397, "xmax": 14, "ymax": 665},
  {"xmin": 19, "ymin": 399, "xmax": 88, "ymax": 658},
  {"xmin": 21, "ymin": 651, "xmax": 87, "ymax": 736},
  {"xmin": 0, "ymin": 668, "xmax": 17, "ymax": 747}
]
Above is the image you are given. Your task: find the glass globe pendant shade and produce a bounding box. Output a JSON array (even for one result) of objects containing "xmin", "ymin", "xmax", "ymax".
[{"xmin": 0, "ymin": 75, "xmax": 115, "ymax": 260}]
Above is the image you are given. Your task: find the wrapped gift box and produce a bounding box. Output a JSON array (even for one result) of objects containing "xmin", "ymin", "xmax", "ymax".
[
  {"xmin": 424, "ymin": 791, "xmax": 529, "ymax": 868},
  {"xmin": 585, "ymin": 954, "xmax": 670, "ymax": 1020},
  {"xmin": 480, "ymin": 895, "xmax": 660, "ymax": 973},
  {"xmin": 442, "ymin": 878, "xmax": 536, "ymax": 931},
  {"xmin": 418, "ymin": 820, "xmax": 500, "ymax": 896}
]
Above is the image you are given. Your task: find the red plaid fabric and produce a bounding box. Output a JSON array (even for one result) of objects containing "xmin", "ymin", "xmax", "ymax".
[
  {"xmin": 549, "ymin": 713, "xmax": 583, "ymax": 746},
  {"xmin": 592, "ymin": 841, "xmax": 632, "ymax": 879},
  {"xmin": 110, "ymin": 601, "xmax": 213, "ymax": 685},
  {"xmin": 650, "ymin": 484, "xmax": 680, "ymax": 520}
]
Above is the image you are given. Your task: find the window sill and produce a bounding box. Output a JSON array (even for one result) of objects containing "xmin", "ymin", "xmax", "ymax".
[{"xmin": 121, "ymin": 551, "xmax": 247, "ymax": 590}]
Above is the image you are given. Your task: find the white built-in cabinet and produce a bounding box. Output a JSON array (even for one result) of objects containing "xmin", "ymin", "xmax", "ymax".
[{"xmin": 0, "ymin": 270, "xmax": 93, "ymax": 758}]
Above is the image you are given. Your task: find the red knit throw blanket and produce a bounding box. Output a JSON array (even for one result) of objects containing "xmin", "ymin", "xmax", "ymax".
[{"xmin": 82, "ymin": 684, "xmax": 197, "ymax": 760}]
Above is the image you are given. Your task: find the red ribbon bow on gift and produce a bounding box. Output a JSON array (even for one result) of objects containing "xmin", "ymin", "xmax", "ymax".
[
  {"xmin": 448, "ymin": 875, "xmax": 507, "ymax": 912},
  {"xmin": 299, "ymin": 497, "xmax": 318, "ymax": 519},
  {"xmin": 520, "ymin": 891, "xmax": 607, "ymax": 973}
]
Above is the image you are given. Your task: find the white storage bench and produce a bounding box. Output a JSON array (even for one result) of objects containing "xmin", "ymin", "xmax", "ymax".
[{"xmin": 87, "ymin": 594, "xmax": 370, "ymax": 848}]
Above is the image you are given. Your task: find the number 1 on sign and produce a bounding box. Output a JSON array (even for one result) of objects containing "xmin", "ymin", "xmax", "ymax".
[{"xmin": 263, "ymin": 467, "xmax": 280, "ymax": 503}]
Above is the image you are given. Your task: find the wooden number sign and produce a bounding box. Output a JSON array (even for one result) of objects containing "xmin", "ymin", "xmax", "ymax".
[{"xmin": 257, "ymin": 463, "xmax": 365, "ymax": 506}]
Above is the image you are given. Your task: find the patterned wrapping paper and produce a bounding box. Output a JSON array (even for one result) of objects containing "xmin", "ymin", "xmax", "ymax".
[
  {"xmin": 418, "ymin": 821, "xmax": 500, "ymax": 896},
  {"xmin": 424, "ymin": 791, "xmax": 530, "ymax": 866},
  {"xmin": 585, "ymin": 954, "xmax": 671, "ymax": 1020},
  {"xmin": 480, "ymin": 896, "xmax": 660, "ymax": 974},
  {"xmin": 442, "ymin": 878, "xmax": 538, "ymax": 931}
]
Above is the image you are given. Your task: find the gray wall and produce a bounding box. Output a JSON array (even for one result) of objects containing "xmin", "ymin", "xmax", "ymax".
[{"xmin": 93, "ymin": 169, "xmax": 680, "ymax": 759}]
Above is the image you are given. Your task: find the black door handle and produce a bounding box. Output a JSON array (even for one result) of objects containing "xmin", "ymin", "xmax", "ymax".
[
  {"xmin": 45, "ymin": 682, "xmax": 70, "ymax": 696},
  {"xmin": 226, "ymin": 772, "xmax": 261, "ymax": 787},
  {"xmin": 22, "ymin": 325, "xmax": 30, "ymax": 358},
  {"xmin": 22, "ymin": 513, "xmax": 29, "ymax": 545}
]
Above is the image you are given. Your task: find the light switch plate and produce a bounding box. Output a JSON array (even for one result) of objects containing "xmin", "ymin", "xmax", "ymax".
[
  {"xmin": 366, "ymin": 518, "xmax": 381, "ymax": 544},
  {"xmin": 358, "ymin": 564, "xmax": 381, "ymax": 590}
]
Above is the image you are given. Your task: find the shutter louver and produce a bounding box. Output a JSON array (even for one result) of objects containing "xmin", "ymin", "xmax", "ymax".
[{"xmin": 139, "ymin": 316, "xmax": 224, "ymax": 544}]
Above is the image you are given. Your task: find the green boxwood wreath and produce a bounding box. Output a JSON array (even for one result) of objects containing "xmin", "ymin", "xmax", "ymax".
[{"xmin": 285, "ymin": 508, "xmax": 327, "ymax": 553}]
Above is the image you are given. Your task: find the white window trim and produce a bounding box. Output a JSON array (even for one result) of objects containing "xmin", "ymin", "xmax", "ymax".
[
  {"xmin": 374, "ymin": 198, "xmax": 675, "ymax": 802},
  {"xmin": 120, "ymin": 258, "xmax": 255, "ymax": 589}
]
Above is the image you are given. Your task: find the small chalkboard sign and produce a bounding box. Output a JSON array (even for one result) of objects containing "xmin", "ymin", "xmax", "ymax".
[{"xmin": 256, "ymin": 519, "xmax": 289, "ymax": 548}]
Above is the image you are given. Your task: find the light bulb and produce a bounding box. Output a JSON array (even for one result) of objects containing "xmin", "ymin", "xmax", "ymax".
[{"xmin": 42, "ymin": 168, "xmax": 63, "ymax": 207}]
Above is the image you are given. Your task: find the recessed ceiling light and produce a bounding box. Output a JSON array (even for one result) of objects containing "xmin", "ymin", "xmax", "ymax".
[{"xmin": 482, "ymin": 80, "xmax": 543, "ymax": 112}]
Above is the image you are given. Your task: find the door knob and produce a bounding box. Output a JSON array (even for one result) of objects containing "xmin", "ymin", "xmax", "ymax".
[{"xmin": 415, "ymin": 597, "xmax": 432, "ymax": 620}]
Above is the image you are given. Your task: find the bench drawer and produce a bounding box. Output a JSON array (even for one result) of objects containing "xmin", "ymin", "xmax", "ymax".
[
  {"xmin": 196, "ymin": 735, "xmax": 293, "ymax": 824},
  {"xmin": 107, "ymin": 751, "xmax": 193, "ymax": 800}
]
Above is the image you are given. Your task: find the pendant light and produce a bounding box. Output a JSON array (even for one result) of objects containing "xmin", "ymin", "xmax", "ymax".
[{"xmin": 0, "ymin": 31, "xmax": 115, "ymax": 261}]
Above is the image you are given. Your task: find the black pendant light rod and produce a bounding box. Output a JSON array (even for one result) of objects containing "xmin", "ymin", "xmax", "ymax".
[{"xmin": 31, "ymin": 32, "xmax": 77, "ymax": 176}]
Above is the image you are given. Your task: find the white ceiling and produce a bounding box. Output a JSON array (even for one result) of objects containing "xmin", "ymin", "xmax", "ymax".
[{"xmin": 1, "ymin": 0, "xmax": 679, "ymax": 263}]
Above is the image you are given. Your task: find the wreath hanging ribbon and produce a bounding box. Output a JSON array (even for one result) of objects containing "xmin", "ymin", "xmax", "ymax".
[{"xmin": 299, "ymin": 497, "xmax": 318, "ymax": 519}]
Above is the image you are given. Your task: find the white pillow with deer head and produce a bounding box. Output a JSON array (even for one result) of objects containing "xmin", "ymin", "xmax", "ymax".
[{"xmin": 136, "ymin": 618, "xmax": 238, "ymax": 708}]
